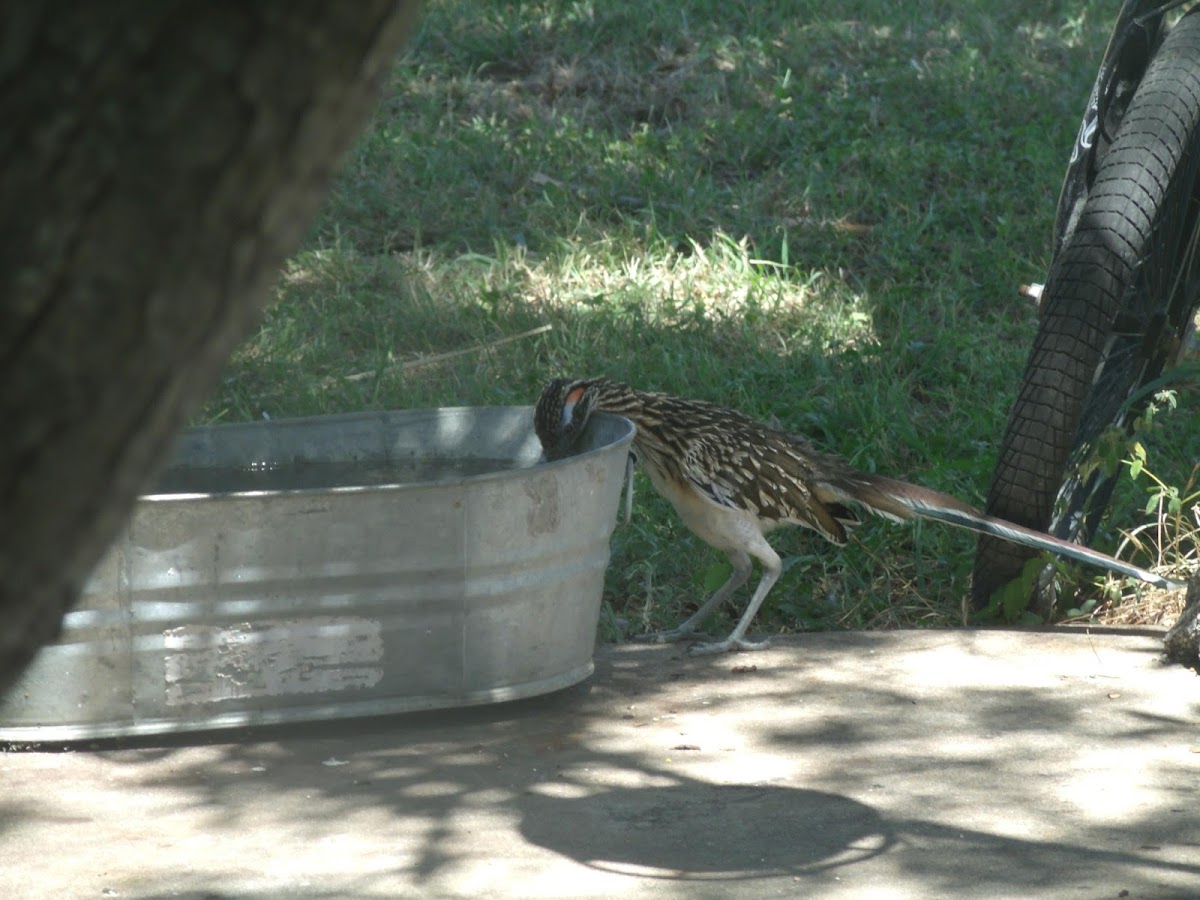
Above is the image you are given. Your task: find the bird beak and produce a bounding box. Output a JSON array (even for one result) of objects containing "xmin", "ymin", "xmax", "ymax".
[{"xmin": 537, "ymin": 435, "xmax": 571, "ymax": 463}]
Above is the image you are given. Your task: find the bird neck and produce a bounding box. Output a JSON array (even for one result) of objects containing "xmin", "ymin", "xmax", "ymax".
[{"xmin": 586, "ymin": 383, "xmax": 693, "ymax": 486}]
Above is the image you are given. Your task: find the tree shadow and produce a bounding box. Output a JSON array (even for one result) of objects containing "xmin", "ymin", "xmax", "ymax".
[
  {"xmin": 6, "ymin": 635, "xmax": 1196, "ymax": 898},
  {"xmin": 518, "ymin": 783, "xmax": 893, "ymax": 879}
]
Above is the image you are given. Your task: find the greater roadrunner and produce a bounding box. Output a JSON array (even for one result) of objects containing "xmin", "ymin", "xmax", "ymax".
[{"xmin": 534, "ymin": 377, "xmax": 1182, "ymax": 654}]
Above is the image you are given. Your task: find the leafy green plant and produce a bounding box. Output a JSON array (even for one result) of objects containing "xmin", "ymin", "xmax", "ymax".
[
  {"xmin": 1058, "ymin": 389, "xmax": 1198, "ymax": 626},
  {"xmin": 1117, "ymin": 392, "xmax": 1199, "ymax": 586}
]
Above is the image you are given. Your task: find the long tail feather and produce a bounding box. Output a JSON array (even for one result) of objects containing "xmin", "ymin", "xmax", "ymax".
[{"xmin": 819, "ymin": 473, "xmax": 1185, "ymax": 590}]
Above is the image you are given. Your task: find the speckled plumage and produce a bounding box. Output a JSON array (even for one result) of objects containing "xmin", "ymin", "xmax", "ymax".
[{"xmin": 534, "ymin": 377, "xmax": 1181, "ymax": 653}]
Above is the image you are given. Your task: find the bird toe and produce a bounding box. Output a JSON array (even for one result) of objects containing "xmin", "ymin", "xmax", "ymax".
[
  {"xmin": 633, "ymin": 628, "xmax": 690, "ymax": 644},
  {"xmin": 688, "ymin": 636, "xmax": 770, "ymax": 655}
]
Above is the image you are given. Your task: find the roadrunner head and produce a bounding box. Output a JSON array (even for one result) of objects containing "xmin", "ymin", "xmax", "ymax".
[
  {"xmin": 534, "ymin": 377, "xmax": 641, "ymax": 460},
  {"xmin": 534, "ymin": 378, "xmax": 599, "ymax": 460}
]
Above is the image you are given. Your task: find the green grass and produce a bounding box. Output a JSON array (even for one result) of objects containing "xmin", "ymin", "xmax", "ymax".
[{"xmin": 201, "ymin": 0, "xmax": 1200, "ymax": 638}]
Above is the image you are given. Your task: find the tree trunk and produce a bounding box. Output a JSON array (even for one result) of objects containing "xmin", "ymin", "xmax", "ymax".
[
  {"xmin": 0, "ymin": 2, "xmax": 420, "ymax": 690},
  {"xmin": 1164, "ymin": 578, "xmax": 1200, "ymax": 671}
]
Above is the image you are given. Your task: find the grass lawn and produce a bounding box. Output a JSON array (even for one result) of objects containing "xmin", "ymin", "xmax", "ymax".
[{"xmin": 201, "ymin": 0, "xmax": 1198, "ymax": 637}]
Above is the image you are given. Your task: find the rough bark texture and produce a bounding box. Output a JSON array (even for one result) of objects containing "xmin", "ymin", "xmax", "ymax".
[
  {"xmin": 0, "ymin": 2, "xmax": 420, "ymax": 690},
  {"xmin": 1164, "ymin": 578, "xmax": 1200, "ymax": 671}
]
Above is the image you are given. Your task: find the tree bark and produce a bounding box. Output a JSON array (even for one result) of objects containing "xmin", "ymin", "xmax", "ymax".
[
  {"xmin": 0, "ymin": 2, "xmax": 420, "ymax": 690},
  {"xmin": 1164, "ymin": 578, "xmax": 1200, "ymax": 671}
]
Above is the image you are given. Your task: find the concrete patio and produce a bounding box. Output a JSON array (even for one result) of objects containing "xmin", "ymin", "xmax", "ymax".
[{"xmin": 2, "ymin": 628, "xmax": 1198, "ymax": 898}]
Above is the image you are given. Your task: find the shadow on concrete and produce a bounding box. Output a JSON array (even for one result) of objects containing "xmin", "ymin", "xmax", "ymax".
[
  {"xmin": 5, "ymin": 633, "xmax": 1198, "ymax": 898},
  {"xmin": 518, "ymin": 783, "xmax": 891, "ymax": 878}
]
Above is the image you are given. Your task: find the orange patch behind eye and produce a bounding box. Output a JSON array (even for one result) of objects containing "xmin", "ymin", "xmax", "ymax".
[{"xmin": 565, "ymin": 386, "xmax": 586, "ymax": 404}]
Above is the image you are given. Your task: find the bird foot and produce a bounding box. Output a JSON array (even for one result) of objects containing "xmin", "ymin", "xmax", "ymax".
[
  {"xmin": 633, "ymin": 627, "xmax": 707, "ymax": 645},
  {"xmin": 687, "ymin": 636, "xmax": 771, "ymax": 655}
]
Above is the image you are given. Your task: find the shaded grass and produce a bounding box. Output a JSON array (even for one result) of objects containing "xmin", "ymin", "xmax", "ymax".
[{"xmin": 202, "ymin": 0, "xmax": 1200, "ymax": 638}]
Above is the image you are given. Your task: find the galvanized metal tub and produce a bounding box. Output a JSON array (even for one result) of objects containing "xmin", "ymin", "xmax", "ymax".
[{"xmin": 0, "ymin": 407, "xmax": 633, "ymax": 742}]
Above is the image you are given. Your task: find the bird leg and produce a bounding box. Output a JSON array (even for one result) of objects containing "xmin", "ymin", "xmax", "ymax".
[
  {"xmin": 636, "ymin": 550, "xmax": 752, "ymax": 644},
  {"xmin": 689, "ymin": 545, "xmax": 783, "ymax": 655},
  {"xmin": 622, "ymin": 452, "xmax": 635, "ymax": 525}
]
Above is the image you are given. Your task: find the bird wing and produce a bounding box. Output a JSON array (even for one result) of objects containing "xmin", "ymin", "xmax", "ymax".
[
  {"xmin": 679, "ymin": 443, "xmax": 743, "ymax": 510},
  {"xmin": 675, "ymin": 426, "xmax": 853, "ymax": 544}
]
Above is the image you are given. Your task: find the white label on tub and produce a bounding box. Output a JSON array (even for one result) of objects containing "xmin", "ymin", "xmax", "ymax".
[{"xmin": 162, "ymin": 616, "xmax": 384, "ymax": 706}]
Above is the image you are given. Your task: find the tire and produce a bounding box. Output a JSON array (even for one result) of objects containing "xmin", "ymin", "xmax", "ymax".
[{"xmin": 972, "ymin": 8, "xmax": 1200, "ymax": 612}]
